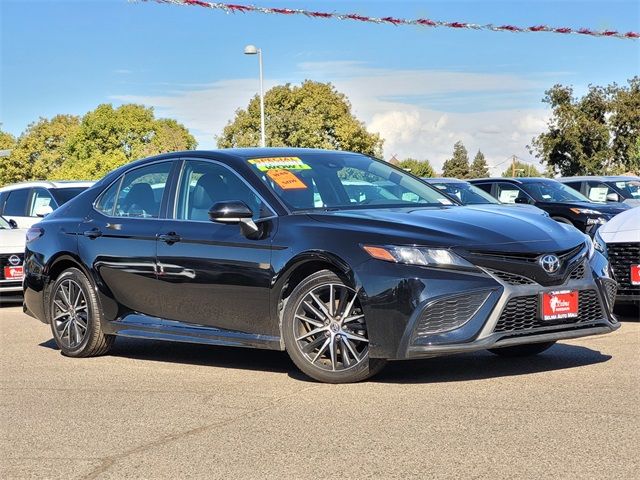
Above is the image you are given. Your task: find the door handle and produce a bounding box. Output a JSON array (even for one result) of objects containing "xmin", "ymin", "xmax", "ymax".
[
  {"xmin": 158, "ymin": 232, "xmax": 181, "ymax": 244},
  {"xmin": 83, "ymin": 228, "xmax": 102, "ymax": 239}
]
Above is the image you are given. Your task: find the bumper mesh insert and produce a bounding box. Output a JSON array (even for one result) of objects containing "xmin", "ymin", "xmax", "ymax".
[
  {"xmin": 414, "ymin": 291, "xmax": 490, "ymax": 337},
  {"xmin": 494, "ymin": 290, "xmax": 603, "ymax": 333}
]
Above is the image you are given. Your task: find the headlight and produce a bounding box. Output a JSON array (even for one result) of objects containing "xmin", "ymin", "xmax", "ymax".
[
  {"xmin": 569, "ymin": 207, "xmax": 602, "ymax": 215},
  {"xmin": 362, "ymin": 245, "xmax": 475, "ymax": 269},
  {"xmin": 593, "ymin": 228, "xmax": 608, "ymax": 257}
]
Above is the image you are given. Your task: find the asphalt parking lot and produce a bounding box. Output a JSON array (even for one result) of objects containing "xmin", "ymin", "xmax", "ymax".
[{"xmin": 1, "ymin": 304, "xmax": 638, "ymax": 479}]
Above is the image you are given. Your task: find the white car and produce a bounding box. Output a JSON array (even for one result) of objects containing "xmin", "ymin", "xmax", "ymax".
[
  {"xmin": 594, "ymin": 207, "xmax": 640, "ymax": 305},
  {"xmin": 0, "ymin": 215, "xmax": 26, "ymax": 299},
  {"xmin": 0, "ymin": 180, "xmax": 94, "ymax": 228}
]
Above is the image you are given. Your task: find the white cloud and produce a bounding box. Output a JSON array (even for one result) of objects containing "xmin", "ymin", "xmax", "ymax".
[{"xmin": 111, "ymin": 61, "xmax": 551, "ymax": 174}]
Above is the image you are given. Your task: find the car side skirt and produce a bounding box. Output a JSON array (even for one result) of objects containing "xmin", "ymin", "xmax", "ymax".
[{"xmin": 108, "ymin": 313, "xmax": 283, "ymax": 351}]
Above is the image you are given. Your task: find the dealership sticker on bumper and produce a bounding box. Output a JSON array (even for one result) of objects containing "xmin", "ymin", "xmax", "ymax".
[
  {"xmin": 631, "ymin": 265, "xmax": 640, "ymax": 286},
  {"xmin": 541, "ymin": 290, "xmax": 579, "ymax": 321},
  {"xmin": 4, "ymin": 265, "xmax": 23, "ymax": 280}
]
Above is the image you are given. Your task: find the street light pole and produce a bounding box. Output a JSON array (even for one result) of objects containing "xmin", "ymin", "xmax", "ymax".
[{"xmin": 244, "ymin": 44, "xmax": 266, "ymax": 147}]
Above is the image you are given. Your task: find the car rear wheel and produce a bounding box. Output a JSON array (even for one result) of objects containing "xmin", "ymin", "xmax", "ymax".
[
  {"xmin": 282, "ymin": 270, "xmax": 386, "ymax": 383},
  {"xmin": 48, "ymin": 268, "xmax": 114, "ymax": 357},
  {"xmin": 488, "ymin": 341, "xmax": 556, "ymax": 357}
]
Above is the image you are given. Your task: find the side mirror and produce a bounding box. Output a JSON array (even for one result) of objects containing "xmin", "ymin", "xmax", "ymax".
[
  {"xmin": 8, "ymin": 219, "xmax": 18, "ymax": 229},
  {"xmin": 34, "ymin": 205, "xmax": 54, "ymax": 217},
  {"xmin": 208, "ymin": 200, "xmax": 258, "ymax": 236},
  {"xmin": 605, "ymin": 192, "xmax": 620, "ymax": 202},
  {"xmin": 514, "ymin": 197, "xmax": 530, "ymax": 204}
]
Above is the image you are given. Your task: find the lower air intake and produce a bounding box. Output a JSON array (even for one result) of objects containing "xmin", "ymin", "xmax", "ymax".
[{"xmin": 413, "ymin": 291, "xmax": 489, "ymax": 337}]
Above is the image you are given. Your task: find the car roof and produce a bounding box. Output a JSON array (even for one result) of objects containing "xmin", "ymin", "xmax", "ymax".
[
  {"xmin": 0, "ymin": 180, "xmax": 95, "ymax": 192},
  {"xmin": 421, "ymin": 177, "xmax": 469, "ymax": 184},
  {"xmin": 557, "ymin": 176, "xmax": 640, "ymax": 182},
  {"xmin": 469, "ymin": 177, "xmax": 556, "ymax": 184}
]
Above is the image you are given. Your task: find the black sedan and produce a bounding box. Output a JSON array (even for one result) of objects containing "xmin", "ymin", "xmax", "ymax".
[
  {"xmin": 469, "ymin": 177, "xmax": 629, "ymax": 235},
  {"xmin": 23, "ymin": 149, "xmax": 619, "ymax": 383}
]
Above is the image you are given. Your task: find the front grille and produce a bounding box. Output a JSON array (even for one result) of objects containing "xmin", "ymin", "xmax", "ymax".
[
  {"xmin": 568, "ymin": 261, "xmax": 586, "ymax": 280},
  {"xmin": 470, "ymin": 244, "xmax": 584, "ymax": 264},
  {"xmin": 486, "ymin": 269, "xmax": 536, "ymax": 285},
  {"xmin": 494, "ymin": 290, "xmax": 603, "ymax": 333},
  {"xmin": 414, "ymin": 291, "xmax": 489, "ymax": 337},
  {"xmin": 608, "ymin": 243, "xmax": 640, "ymax": 296},
  {"xmin": 602, "ymin": 280, "xmax": 617, "ymax": 308},
  {"xmin": 0, "ymin": 253, "xmax": 24, "ymax": 281}
]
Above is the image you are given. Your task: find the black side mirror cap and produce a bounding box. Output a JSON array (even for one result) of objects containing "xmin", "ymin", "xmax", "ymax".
[
  {"xmin": 8, "ymin": 219, "xmax": 18, "ymax": 229},
  {"xmin": 208, "ymin": 200, "xmax": 254, "ymax": 224}
]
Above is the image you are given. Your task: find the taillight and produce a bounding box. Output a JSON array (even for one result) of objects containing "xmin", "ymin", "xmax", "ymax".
[{"xmin": 26, "ymin": 227, "xmax": 44, "ymax": 243}]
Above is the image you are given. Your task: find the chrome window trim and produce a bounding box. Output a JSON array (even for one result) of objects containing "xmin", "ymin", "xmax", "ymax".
[
  {"xmin": 91, "ymin": 159, "xmax": 173, "ymax": 221},
  {"xmin": 170, "ymin": 157, "xmax": 278, "ymax": 222}
]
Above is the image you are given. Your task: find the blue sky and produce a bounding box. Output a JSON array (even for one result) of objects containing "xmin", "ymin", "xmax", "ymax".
[{"xmin": 1, "ymin": 0, "xmax": 639, "ymax": 172}]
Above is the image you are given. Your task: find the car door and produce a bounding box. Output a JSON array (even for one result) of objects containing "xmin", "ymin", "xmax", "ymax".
[
  {"xmin": 495, "ymin": 182, "xmax": 531, "ymax": 204},
  {"xmin": 78, "ymin": 160, "xmax": 175, "ymax": 321},
  {"xmin": 1, "ymin": 188, "xmax": 33, "ymax": 228},
  {"xmin": 156, "ymin": 158, "xmax": 278, "ymax": 336}
]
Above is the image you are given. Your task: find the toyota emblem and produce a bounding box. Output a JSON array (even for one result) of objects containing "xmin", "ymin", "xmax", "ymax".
[
  {"xmin": 8, "ymin": 255, "xmax": 21, "ymax": 266},
  {"xmin": 539, "ymin": 254, "xmax": 560, "ymax": 274}
]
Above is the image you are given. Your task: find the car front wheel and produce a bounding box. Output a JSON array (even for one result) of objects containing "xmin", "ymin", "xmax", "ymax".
[
  {"xmin": 282, "ymin": 270, "xmax": 386, "ymax": 383},
  {"xmin": 48, "ymin": 268, "xmax": 114, "ymax": 357}
]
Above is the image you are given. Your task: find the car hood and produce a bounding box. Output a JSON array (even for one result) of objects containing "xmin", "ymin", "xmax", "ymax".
[
  {"xmin": 0, "ymin": 229, "xmax": 26, "ymax": 253},
  {"xmin": 308, "ymin": 205, "xmax": 585, "ymax": 253},
  {"xmin": 598, "ymin": 207, "xmax": 640, "ymax": 243},
  {"xmin": 537, "ymin": 200, "xmax": 629, "ymax": 215},
  {"xmin": 465, "ymin": 203, "xmax": 547, "ymax": 216}
]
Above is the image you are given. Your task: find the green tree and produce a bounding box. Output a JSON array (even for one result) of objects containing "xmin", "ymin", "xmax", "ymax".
[
  {"xmin": 469, "ymin": 150, "xmax": 489, "ymax": 178},
  {"xmin": 501, "ymin": 160, "xmax": 541, "ymax": 177},
  {"xmin": 397, "ymin": 158, "xmax": 435, "ymax": 178},
  {"xmin": 441, "ymin": 141, "xmax": 470, "ymax": 178},
  {"xmin": 55, "ymin": 104, "xmax": 196, "ymax": 179},
  {"xmin": 218, "ymin": 80, "xmax": 383, "ymax": 156},
  {"xmin": 530, "ymin": 77, "xmax": 640, "ymax": 175},
  {"xmin": 0, "ymin": 115, "xmax": 80, "ymax": 186},
  {"xmin": 0, "ymin": 127, "xmax": 16, "ymax": 150}
]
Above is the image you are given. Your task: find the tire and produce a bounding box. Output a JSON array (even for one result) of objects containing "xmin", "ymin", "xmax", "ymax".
[
  {"xmin": 551, "ymin": 216, "xmax": 574, "ymax": 226},
  {"xmin": 282, "ymin": 270, "xmax": 387, "ymax": 383},
  {"xmin": 488, "ymin": 341, "xmax": 556, "ymax": 357},
  {"xmin": 48, "ymin": 268, "xmax": 114, "ymax": 357}
]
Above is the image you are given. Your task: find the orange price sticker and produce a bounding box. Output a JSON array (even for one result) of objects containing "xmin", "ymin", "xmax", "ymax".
[{"xmin": 267, "ymin": 169, "xmax": 307, "ymax": 190}]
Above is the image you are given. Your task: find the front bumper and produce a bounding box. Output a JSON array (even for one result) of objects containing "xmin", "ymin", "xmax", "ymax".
[{"xmin": 357, "ymin": 251, "xmax": 619, "ymax": 360}]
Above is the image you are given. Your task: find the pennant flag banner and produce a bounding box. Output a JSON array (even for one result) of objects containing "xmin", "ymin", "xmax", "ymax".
[{"xmin": 139, "ymin": 0, "xmax": 639, "ymax": 40}]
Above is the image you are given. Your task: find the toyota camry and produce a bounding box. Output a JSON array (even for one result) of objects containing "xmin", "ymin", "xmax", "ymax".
[{"xmin": 23, "ymin": 149, "xmax": 619, "ymax": 383}]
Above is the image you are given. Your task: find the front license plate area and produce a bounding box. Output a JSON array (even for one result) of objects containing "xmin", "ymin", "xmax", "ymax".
[
  {"xmin": 631, "ymin": 265, "xmax": 640, "ymax": 286},
  {"xmin": 540, "ymin": 290, "xmax": 579, "ymax": 321},
  {"xmin": 4, "ymin": 265, "xmax": 24, "ymax": 280}
]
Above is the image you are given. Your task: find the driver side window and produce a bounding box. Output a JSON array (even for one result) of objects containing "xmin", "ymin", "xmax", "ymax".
[
  {"xmin": 496, "ymin": 183, "xmax": 526, "ymax": 203},
  {"xmin": 176, "ymin": 160, "xmax": 272, "ymax": 221}
]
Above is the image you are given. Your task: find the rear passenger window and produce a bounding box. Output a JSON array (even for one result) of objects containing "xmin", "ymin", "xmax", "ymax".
[
  {"xmin": 96, "ymin": 162, "xmax": 172, "ymax": 218},
  {"xmin": 496, "ymin": 183, "xmax": 525, "ymax": 203},
  {"xmin": 3, "ymin": 189, "xmax": 29, "ymax": 216}
]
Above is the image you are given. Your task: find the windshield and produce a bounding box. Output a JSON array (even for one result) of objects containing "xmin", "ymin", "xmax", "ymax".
[
  {"xmin": 0, "ymin": 216, "xmax": 10, "ymax": 229},
  {"xmin": 246, "ymin": 153, "xmax": 455, "ymax": 211},
  {"xmin": 430, "ymin": 182, "xmax": 498, "ymax": 205},
  {"xmin": 51, "ymin": 187, "xmax": 88, "ymax": 205},
  {"xmin": 522, "ymin": 181, "xmax": 590, "ymax": 203},
  {"xmin": 610, "ymin": 180, "xmax": 640, "ymax": 199}
]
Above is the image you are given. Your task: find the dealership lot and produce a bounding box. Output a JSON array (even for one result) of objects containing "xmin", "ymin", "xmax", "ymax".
[{"xmin": 1, "ymin": 305, "xmax": 638, "ymax": 479}]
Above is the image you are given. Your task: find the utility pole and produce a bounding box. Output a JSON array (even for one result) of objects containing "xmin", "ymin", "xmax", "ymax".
[{"xmin": 511, "ymin": 155, "xmax": 516, "ymax": 177}]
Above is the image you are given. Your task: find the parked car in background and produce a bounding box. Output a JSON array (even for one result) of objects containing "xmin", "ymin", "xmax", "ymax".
[
  {"xmin": 421, "ymin": 177, "xmax": 547, "ymax": 216},
  {"xmin": 0, "ymin": 180, "xmax": 94, "ymax": 228},
  {"xmin": 23, "ymin": 148, "xmax": 619, "ymax": 383},
  {"xmin": 0, "ymin": 214, "xmax": 26, "ymax": 301},
  {"xmin": 594, "ymin": 207, "xmax": 640, "ymax": 305},
  {"xmin": 469, "ymin": 177, "xmax": 630, "ymax": 235},
  {"xmin": 558, "ymin": 176, "xmax": 640, "ymax": 207}
]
